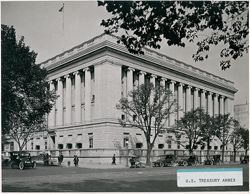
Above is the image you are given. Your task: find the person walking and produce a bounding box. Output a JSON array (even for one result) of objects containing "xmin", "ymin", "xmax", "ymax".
[
  {"xmin": 73, "ymin": 155, "xmax": 79, "ymax": 167},
  {"xmin": 112, "ymin": 154, "xmax": 116, "ymax": 165}
]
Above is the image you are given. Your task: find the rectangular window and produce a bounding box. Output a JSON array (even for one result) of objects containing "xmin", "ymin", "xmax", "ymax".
[
  {"xmin": 177, "ymin": 141, "xmax": 181, "ymax": 149},
  {"xmin": 58, "ymin": 144, "xmax": 63, "ymax": 149},
  {"xmin": 89, "ymin": 137, "xmax": 93, "ymax": 148},
  {"xmin": 35, "ymin": 145, "xmax": 40, "ymax": 150},
  {"xmin": 45, "ymin": 142, "xmax": 47, "ymax": 150},
  {"xmin": 68, "ymin": 134, "xmax": 72, "ymax": 137},
  {"xmin": 77, "ymin": 134, "xmax": 82, "ymax": 136},
  {"xmin": 121, "ymin": 114, "xmax": 125, "ymax": 120},
  {"xmin": 158, "ymin": 144, "xmax": 164, "ymax": 149},
  {"xmin": 123, "ymin": 137, "xmax": 129, "ymax": 148},
  {"xmin": 133, "ymin": 115, "xmax": 137, "ymax": 121},
  {"xmin": 67, "ymin": 143, "xmax": 72, "ymax": 149},
  {"xmin": 76, "ymin": 143, "xmax": 82, "ymax": 149},
  {"xmin": 31, "ymin": 142, "xmax": 34, "ymax": 150}
]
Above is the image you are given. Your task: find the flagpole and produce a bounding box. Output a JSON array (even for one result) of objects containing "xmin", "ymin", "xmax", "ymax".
[{"xmin": 62, "ymin": 2, "xmax": 64, "ymax": 52}]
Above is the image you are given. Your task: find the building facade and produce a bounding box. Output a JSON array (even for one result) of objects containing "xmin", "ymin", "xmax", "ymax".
[
  {"xmin": 4, "ymin": 34, "xmax": 240, "ymax": 164},
  {"xmin": 234, "ymin": 103, "xmax": 249, "ymax": 129}
]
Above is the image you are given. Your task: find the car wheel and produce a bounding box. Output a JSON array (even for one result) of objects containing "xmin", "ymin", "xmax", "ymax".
[
  {"xmin": 19, "ymin": 162, "xmax": 24, "ymax": 170},
  {"xmin": 183, "ymin": 161, "xmax": 188, "ymax": 166},
  {"xmin": 32, "ymin": 162, "xmax": 36, "ymax": 168}
]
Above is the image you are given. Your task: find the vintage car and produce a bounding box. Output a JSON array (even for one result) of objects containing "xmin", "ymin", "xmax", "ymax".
[
  {"xmin": 240, "ymin": 155, "xmax": 249, "ymax": 164},
  {"xmin": 152, "ymin": 154, "xmax": 178, "ymax": 167},
  {"xmin": 204, "ymin": 154, "xmax": 222, "ymax": 165},
  {"xmin": 178, "ymin": 155, "xmax": 199, "ymax": 166},
  {"xmin": 129, "ymin": 156, "xmax": 146, "ymax": 168},
  {"xmin": 8, "ymin": 151, "xmax": 36, "ymax": 170}
]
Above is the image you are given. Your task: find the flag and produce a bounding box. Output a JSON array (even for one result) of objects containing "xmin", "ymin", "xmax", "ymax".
[{"xmin": 59, "ymin": 3, "xmax": 64, "ymax": 12}]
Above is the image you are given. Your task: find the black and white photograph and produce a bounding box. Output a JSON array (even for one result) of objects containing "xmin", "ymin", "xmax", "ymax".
[{"xmin": 1, "ymin": 1, "xmax": 249, "ymax": 192}]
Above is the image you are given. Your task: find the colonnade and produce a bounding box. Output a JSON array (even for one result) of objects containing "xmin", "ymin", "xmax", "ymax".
[
  {"xmin": 123, "ymin": 67, "xmax": 230, "ymax": 126},
  {"xmin": 48, "ymin": 67, "xmax": 92, "ymax": 127}
]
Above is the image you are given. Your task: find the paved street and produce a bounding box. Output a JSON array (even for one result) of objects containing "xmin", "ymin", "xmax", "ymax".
[{"xmin": 2, "ymin": 164, "xmax": 249, "ymax": 192}]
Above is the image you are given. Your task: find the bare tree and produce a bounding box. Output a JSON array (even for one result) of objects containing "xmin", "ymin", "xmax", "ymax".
[
  {"xmin": 116, "ymin": 83, "xmax": 177, "ymax": 165},
  {"xmin": 230, "ymin": 120, "xmax": 244, "ymax": 162},
  {"xmin": 214, "ymin": 113, "xmax": 234, "ymax": 163},
  {"xmin": 172, "ymin": 108, "xmax": 205, "ymax": 155}
]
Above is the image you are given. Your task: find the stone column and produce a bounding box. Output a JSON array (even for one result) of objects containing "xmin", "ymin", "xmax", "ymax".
[
  {"xmin": 85, "ymin": 68, "xmax": 91, "ymax": 122},
  {"xmin": 214, "ymin": 94, "xmax": 219, "ymax": 116},
  {"xmin": 127, "ymin": 67, "xmax": 134, "ymax": 98},
  {"xmin": 48, "ymin": 81, "xmax": 55, "ymax": 127},
  {"xmin": 138, "ymin": 71, "xmax": 146, "ymax": 86},
  {"xmin": 193, "ymin": 88, "xmax": 199, "ymax": 109},
  {"xmin": 220, "ymin": 96, "xmax": 224, "ymax": 115},
  {"xmin": 207, "ymin": 92, "xmax": 213, "ymax": 116},
  {"xmin": 56, "ymin": 77, "xmax": 63, "ymax": 126},
  {"xmin": 178, "ymin": 83, "xmax": 184, "ymax": 119},
  {"xmin": 150, "ymin": 74, "xmax": 157, "ymax": 87},
  {"xmin": 169, "ymin": 80, "xmax": 176, "ymax": 126},
  {"xmin": 161, "ymin": 78, "xmax": 166, "ymax": 90},
  {"xmin": 74, "ymin": 71, "xmax": 81, "ymax": 124},
  {"xmin": 186, "ymin": 85, "xmax": 192, "ymax": 112},
  {"xmin": 65, "ymin": 74, "xmax": 72, "ymax": 125},
  {"xmin": 224, "ymin": 97, "xmax": 228, "ymax": 114},
  {"xmin": 201, "ymin": 89, "xmax": 206, "ymax": 111}
]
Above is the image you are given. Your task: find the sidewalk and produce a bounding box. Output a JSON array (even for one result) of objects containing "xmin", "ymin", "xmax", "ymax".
[{"xmin": 61, "ymin": 162, "xmax": 128, "ymax": 169}]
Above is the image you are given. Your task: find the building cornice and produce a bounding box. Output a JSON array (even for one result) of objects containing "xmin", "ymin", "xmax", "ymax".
[{"xmin": 40, "ymin": 33, "xmax": 237, "ymax": 94}]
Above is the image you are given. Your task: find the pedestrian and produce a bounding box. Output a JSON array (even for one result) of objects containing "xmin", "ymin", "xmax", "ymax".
[
  {"xmin": 112, "ymin": 154, "xmax": 116, "ymax": 165},
  {"xmin": 73, "ymin": 155, "xmax": 79, "ymax": 167},
  {"xmin": 58, "ymin": 153, "xmax": 64, "ymax": 166}
]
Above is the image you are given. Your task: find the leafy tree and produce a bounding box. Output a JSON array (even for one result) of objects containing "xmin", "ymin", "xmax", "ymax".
[
  {"xmin": 199, "ymin": 112, "xmax": 216, "ymax": 159},
  {"xmin": 240, "ymin": 127, "xmax": 249, "ymax": 156},
  {"xmin": 173, "ymin": 108, "xmax": 205, "ymax": 155},
  {"xmin": 230, "ymin": 120, "xmax": 244, "ymax": 162},
  {"xmin": 213, "ymin": 114, "xmax": 234, "ymax": 163},
  {"xmin": 116, "ymin": 83, "xmax": 177, "ymax": 165},
  {"xmin": 1, "ymin": 25, "xmax": 56, "ymax": 151},
  {"xmin": 98, "ymin": 1, "xmax": 249, "ymax": 70}
]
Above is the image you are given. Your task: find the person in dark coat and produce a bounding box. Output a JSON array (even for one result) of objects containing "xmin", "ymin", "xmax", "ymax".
[
  {"xmin": 112, "ymin": 154, "xmax": 116, "ymax": 165},
  {"xmin": 73, "ymin": 155, "xmax": 79, "ymax": 167}
]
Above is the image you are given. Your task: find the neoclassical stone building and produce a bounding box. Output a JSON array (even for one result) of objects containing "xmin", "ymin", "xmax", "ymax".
[{"xmin": 4, "ymin": 34, "xmax": 239, "ymax": 163}]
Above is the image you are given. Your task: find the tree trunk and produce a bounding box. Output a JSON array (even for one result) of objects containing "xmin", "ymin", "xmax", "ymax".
[
  {"xmin": 222, "ymin": 145, "xmax": 225, "ymax": 163},
  {"xmin": 206, "ymin": 141, "xmax": 210, "ymax": 160},
  {"xmin": 233, "ymin": 149, "xmax": 237, "ymax": 162},
  {"xmin": 245, "ymin": 149, "xmax": 248, "ymax": 157},
  {"xmin": 146, "ymin": 143, "xmax": 153, "ymax": 166}
]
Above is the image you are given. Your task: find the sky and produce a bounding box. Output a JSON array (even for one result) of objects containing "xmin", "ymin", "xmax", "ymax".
[{"xmin": 1, "ymin": 1, "xmax": 249, "ymax": 105}]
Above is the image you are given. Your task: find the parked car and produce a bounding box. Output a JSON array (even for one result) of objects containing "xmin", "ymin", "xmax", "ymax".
[
  {"xmin": 204, "ymin": 155, "xmax": 222, "ymax": 165},
  {"xmin": 240, "ymin": 155, "xmax": 249, "ymax": 164},
  {"xmin": 8, "ymin": 151, "xmax": 36, "ymax": 170},
  {"xmin": 178, "ymin": 155, "xmax": 199, "ymax": 166},
  {"xmin": 129, "ymin": 156, "xmax": 145, "ymax": 168},
  {"xmin": 152, "ymin": 154, "xmax": 178, "ymax": 167}
]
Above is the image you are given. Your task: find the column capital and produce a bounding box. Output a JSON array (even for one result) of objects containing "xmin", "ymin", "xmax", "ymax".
[
  {"xmin": 201, "ymin": 89, "xmax": 206, "ymax": 93},
  {"xmin": 56, "ymin": 77, "xmax": 64, "ymax": 82},
  {"xmin": 186, "ymin": 85, "xmax": 192, "ymax": 89},
  {"xmin": 207, "ymin": 91, "xmax": 213, "ymax": 96},
  {"xmin": 169, "ymin": 80, "xmax": 176, "ymax": 84},
  {"xmin": 193, "ymin": 87, "xmax": 199, "ymax": 92},
  {"xmin": 178, "ymin": 82, "xmax": 184, "ymax": 87},
  {"xmin": 128, "ymin": 67, "xmax": 135, "ymax": 72},
  {"xmin": 219, "ymin": 95, "xmax": 224, "ymax": 100},
  {"xmin": 73, "ymin": 70, "xmax": 82, "ymax": 75},
  {"xmin": 161, "ymin": 77, "xmax": 168, "ymax": 82},
  {"xmin": 49, "ymin": 80, "xmax": 55, "ymax": 84},
  {"xmin": 139, "ymin": 70, "xmax": 147, "ymax": 75},
  {"xmin": 151, "ymin": 74, "xmax": 157, "ymax": 78},
  {"xmin": 213, "ymin": 93, "xmax": 219, "ymax": 97},
  {"xmin": 64, "ymin": 74, "xmax": 73, "ymax": 79}
]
